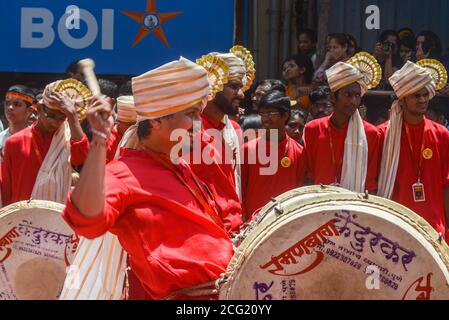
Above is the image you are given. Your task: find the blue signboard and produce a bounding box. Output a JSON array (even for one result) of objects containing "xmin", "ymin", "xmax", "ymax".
[{"xmin": 0, "ymin": 0, "xmax": 235, "ymax": 75}]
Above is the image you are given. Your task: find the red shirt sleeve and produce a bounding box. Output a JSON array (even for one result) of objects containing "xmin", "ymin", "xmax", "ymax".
[
  {"xmin": 70, "ymin": 134, "xmax": 90, "ymax": 166},
  {"xmin": 62, "ymin": 169, "xmax": 127, "ymax": 239}
]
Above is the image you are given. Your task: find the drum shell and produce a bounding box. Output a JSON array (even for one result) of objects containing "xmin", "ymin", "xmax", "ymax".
[{"xmin": 220, "ymin": 187, "xmax": 449, "ymax": 300}]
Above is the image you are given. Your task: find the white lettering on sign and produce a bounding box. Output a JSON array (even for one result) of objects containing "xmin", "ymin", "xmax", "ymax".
[
  {"xmin": 20, "ymin": 7, "xmax": 114, "ymax": 50},
  {"xmin": 21, "ymin": 8, "xmax": 55, "ymax": 48}
]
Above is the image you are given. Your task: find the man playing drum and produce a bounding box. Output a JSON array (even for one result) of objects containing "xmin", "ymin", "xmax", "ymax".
[
  {"xmin": 303, "ymin": 52, "xmax": 382, "ymax": 193},
  {"xmin": 1, "ymin": 80, "xmax": 90, "ymax": 206},
  {"xmin": 378, "ymin": 59, "xmax": 449, "ymax": 239},
  {"xmin": 62, "ymin": 57, "xmax": 234, "ymax": 300}
]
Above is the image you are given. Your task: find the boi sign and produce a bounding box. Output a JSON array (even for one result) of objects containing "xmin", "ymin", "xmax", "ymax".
[{"xmin": 0, "ymin": 0, "xmax": 235, "ymax": 74}]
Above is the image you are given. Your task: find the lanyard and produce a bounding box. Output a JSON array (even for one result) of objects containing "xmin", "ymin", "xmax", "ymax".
[
  {"xmin": 147, "ymin": 151, "xmax": 224, "ymax": 228},
  {"xmin": 327, "ymin": 124, "xmax": 343, "ymax": 184},
  {"xmin": 404, "ymin": 123, "xmax": 427, "ymax": 182}
]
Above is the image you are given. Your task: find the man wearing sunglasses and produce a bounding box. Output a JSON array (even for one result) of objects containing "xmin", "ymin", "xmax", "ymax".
[{"xmin": 1, "ymin": 80, "xmax": 90, "ymax": 206}]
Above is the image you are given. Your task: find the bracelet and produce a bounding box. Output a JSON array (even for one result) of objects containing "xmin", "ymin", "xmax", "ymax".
[
  {"xmin": 91, "ymin": 128, "xmax": 108, "ymax": 140},
  {"xmin": 91, "ymin": 139, "xmax": 107, "ymax": 148}
]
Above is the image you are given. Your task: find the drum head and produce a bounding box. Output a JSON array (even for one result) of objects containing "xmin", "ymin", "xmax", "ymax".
[
  {"xmin": 220, "ymin": 188, "xmax": 449, "ymax": 300},
  {"xmin": 0, "ymin": 201, "xmax": 76, "ymax": 300}
]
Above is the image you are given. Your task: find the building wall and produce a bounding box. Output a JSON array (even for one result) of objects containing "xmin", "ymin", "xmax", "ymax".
[{"xmin": 326, "ymin": 0, "xmax": 449, "ymax": 53}]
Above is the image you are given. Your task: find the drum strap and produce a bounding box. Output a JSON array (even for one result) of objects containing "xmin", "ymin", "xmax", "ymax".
[{"xmin": 164, "ymin": 280, "xmax": 218, "ymax": 300}]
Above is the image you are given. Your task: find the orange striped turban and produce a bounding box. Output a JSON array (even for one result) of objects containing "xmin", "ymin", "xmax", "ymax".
[
  {"xmin": 132, "ymin": 57, "xmax": 210, "ymax": 120},
  {"xmin": 326, "ymin": 52, "xmax": 382, "ymax": 96}
]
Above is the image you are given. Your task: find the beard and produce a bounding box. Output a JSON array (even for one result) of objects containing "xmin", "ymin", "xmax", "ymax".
[{"xmin": 214, "ymin": 92, "xmax": 239, "ymax": 116}]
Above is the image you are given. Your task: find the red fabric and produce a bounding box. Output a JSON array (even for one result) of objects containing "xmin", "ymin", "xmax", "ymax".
[
  {"xmin": 378, "ymin": 118, "xmax": 449, "ymax": 235},
  {"xmin": 241, "ymin": 135, "xmax": 306, "ymax": 221},
  {"xmin": 201, "ymin": 114, "xmax": 243, "ymax": 171},
  {"xmin": 303, "ymin": 115, "xmax": 381, "ymax": 191},
  {"xmin": 189, "ymin": 131, "xmax": 243, "ymax": 235},
  {"xmin": 1, "ymin": 124, "xmax": 89, "ymax": 206},
  {"xmin": 106, "ymin": 125, "xmax": 124, "ymax": 163},
  {"xmin": 62, "ymin": 148, "xmax": 234, "ymax": 300},
  {"xmin": 201, "ymin": 113, "xmax": 243, "ymax": 140}
]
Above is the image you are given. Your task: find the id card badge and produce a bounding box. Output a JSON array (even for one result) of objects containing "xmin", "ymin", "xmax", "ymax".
[{"xmin": 412, "ymin": 182, "xmax": 426, "ymax": 202}]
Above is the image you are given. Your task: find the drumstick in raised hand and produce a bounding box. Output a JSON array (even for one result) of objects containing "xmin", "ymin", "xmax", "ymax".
[
  {"xmin": 78, "ymin": 58, "xmax": 109, "ymax": 120},
  {"xmin": 78, "ymin": 58, "xmax": 101, "ymax": 96}
]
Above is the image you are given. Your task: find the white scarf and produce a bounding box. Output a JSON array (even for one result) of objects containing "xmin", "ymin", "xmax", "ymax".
[
  {"xmin": 222, "ymin": 115, "xmax": 242, "ymax": 201},
  {"xmin": 340, "ymin": 111, "xmax": 368, "ymax": 193},
  {"xmin": 32, "ymin": 122, "xmax": 72, "ymax": 204},
  {"xmin": 377, "ymin": 102, "xmax": 403, "ymax": 199}
]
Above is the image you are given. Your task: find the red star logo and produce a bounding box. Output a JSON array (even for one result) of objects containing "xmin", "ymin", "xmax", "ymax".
[{"xmin": 121, "ymin": 0, "xmax": 182, "ymax": 48}]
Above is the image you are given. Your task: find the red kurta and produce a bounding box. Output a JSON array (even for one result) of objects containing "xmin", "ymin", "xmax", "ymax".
[
  {"xmin": 189, "ymin": 131, "xmax": 243, "ymax": 235},
  {"xmin": 303, "ymin": 115, "xmax": 381, "ymax": 191},
  {"xmin": 62, "ymin": 149, "xmax": 234, "ymax": 300},
  {"xmin": 378, "ymin": 118, "xmax": 449, "ymax": 235},
  {"xmin": 242, "ymin": 135, "xmax": 306, "ymax": 221},
  {"xmin": 201, "ymin": 113, "xmax": 243, "ymax": 142},
  {"xmin": 201, "ymin": 113, "xmax": 243, "ymax": 183},
  {"xmin": 1, "ymin": 124, "xmax": 89, "ymax": 206},
  {"xmin": 106, "ymin": 125, "xmax": 124, "ymax": 163}
]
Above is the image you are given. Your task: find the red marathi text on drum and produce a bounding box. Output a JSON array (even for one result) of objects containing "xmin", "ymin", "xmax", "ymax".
[
  {"xmin": 259, "ymin": 219, "xmax": 340, "ymax": 276},
  {"xmin": 402, "ymin": 273, "xmax": 433, "ymax": 300},
  {"xmin": 0, "ymin": 227, "xmax": 20, "ymax": 263}
]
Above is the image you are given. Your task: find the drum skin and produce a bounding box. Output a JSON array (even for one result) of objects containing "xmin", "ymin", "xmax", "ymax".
[
  {"xmin": 0, "ymin": 201, "xmax": 77, "ymax": 300},
  {"xmin": 220, "ymin": 186, "xmax": 449, "ymax": 300}
]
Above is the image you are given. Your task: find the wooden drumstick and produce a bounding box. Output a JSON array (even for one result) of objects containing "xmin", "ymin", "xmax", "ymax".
[
  {"xmin": 78, "ymin": 58, "xmax": 101, "ymax": 95},
  {"xmin": 78, "ymin": 58, "xmax": 110, "ymax": 121}
]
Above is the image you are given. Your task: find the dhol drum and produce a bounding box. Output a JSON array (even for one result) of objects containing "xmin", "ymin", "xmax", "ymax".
[
  {"xmin": 220, "ymin": 186, "xmax": 449, "ymax": 300},
  {"xmin": 0, "ymin": 201, "xmax": 77, "ymax": 300}
]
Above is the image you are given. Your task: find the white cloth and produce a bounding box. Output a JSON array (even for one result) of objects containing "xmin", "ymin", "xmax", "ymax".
[
  {"xmin": 31, "ymin": 122, "xmax": 72, "ymax": 204},
  {"xmin": 60, "ymin": 234, "xmax": 127, "ymax": 300},
  {"xmin": 340, "ymin": 111, "xmax": 368, "ymax": 193},
  {"xmin": 222, "ymin": 115, "xmax": 242, "ymax": 201}
]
